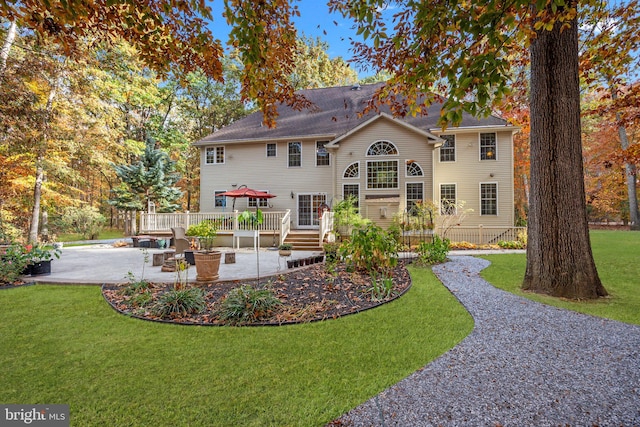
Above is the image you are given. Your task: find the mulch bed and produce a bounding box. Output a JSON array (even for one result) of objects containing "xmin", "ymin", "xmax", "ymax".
[
  {"xmin": 0, "ymin": 279, "xmax": 34, "ymax": 290},
  {"xmin": 102, "ymin": 261, "xmax": 412, "ymax": 326}
]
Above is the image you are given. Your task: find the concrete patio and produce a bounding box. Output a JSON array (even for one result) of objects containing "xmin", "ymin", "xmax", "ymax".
[{"xmin": 27, "ymin": 243, "xmax": 322, "ymax": 285}]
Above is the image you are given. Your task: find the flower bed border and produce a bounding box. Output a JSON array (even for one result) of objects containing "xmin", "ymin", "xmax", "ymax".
[{"xmin": 101, "ymin": 264, "xmax": 413, "ymax": 327}]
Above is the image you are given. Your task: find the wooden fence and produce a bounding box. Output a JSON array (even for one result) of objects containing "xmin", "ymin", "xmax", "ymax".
[{"xmin": 438, "ymin": 225, "xmax": 526, "ymax": 245}]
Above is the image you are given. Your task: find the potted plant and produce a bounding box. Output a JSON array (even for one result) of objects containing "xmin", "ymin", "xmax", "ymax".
[
  {"xmin": 239, "ymin": 209, "xmax": 263, "ymax": 229},
  {"xmin": 278, "ymin": 243, "xmax": 292, "ymax": 257},
  {"xmin": 186, "ymin": 220, "xmax": 221, "ymax": 283},
  {"xmin": 25, "ymin": 244, "xmax": 61, "ymax": 276}
]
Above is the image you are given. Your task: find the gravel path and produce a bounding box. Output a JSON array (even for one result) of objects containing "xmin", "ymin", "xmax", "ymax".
[{"xmin": 334, "ymin": 256, "xmax": 640, "ymax": 426}]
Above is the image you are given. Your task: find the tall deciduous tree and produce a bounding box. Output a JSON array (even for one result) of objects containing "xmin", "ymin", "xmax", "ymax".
[
  {"xmin": 289, "ymin": 35, "xmax": 358, "ymax": 89},
  {"xmin": 523, "ymin": 9, "xmax": 606, "ymax": 298},
  {"xmin": 327, "ymin": 0, "xmax": 611, "ymax": 299},
  {"xmin": 580, "ymin": 1, "xmax": 640, "ymax": 230},
  {"xmin": 0, "ymin": 0, "xmax": 224, "ymax": 83},
  {"xmin": 109, "ymin": 139, "xmax": 183, "ymax": 213}
]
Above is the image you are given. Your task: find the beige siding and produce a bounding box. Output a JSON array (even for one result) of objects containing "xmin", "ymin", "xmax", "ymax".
[
  {"xmin": 199, "ymin": 140, "xmax": 333, "ymax": 227},
  {"xmin": 199, "ymin": 120, "xmax": 515, "ymax": 230},
  {"xmin": 332, "ymin": 118, "xmax": 435, "ymax": 216},
  {"xmin": 433, "ymin": 130, "xmax": 514, "ymax": 227}
]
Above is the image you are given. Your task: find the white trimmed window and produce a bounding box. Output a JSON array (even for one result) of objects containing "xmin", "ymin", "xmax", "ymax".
[
  {"xmin": 367, "ymin": 140, "xmax": 398, "ymax": 156},
  {"xmin": 214, "ymin": 190, "xmax": 227, "ymax": 208},
  {"xmin": 205, "ymin": 146, "xmax": 225, "ymax": 164},
  {"xmin": 480, "ymin": 133, "xmax": 497, "ymax": 160},
  {"xmin": 480, "ymin": 183, "xmax": 498, "ymax": 215},
  {"xmin": 440, "ymin": 184, "xmax": 457, "ymax": 215},
  {"xmin": 249, "ymin": 191, "xmax": 270, "ymax": 208},
  {"xmin": 406, "ymin": 160, "xmax": 423, "ymax": 177},
  {"xmin": 406, "ymin": 182, "xmax": 424, "ymax": 213},
  {"xmin": 343, "ymin": 184, "xmax": 360, "ymax": 207},
  {"xmin": 316, "ymin": 141, "xmax": 330, "ymax": 166},
  {"xmin": 440, "ymin": 135, "xmax": 456, "ymax": 162},
  {"xmin": 266, "ymin": 143, "xmax": 277, "ymax": 157},
  {"xmin": 343, "ymin": 162, "xmax": 359, "ymax": 178},
  {"xmin": 367, "ymin": 160, "xmax": 398, "ymax": 189},
  {"xmin": 288, "ymin": 142, "xmax": 301, "ymax": 167}
]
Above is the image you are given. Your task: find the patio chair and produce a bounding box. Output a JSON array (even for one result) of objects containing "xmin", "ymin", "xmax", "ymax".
[{"xmin": 171, "ymin": 227, "xmax": 190, "ymax": 255}]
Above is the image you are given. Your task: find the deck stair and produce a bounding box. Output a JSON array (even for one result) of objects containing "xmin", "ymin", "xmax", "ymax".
[{"xmin": 284, "ymin": 230, "xmax": 323, "ymax": 251}]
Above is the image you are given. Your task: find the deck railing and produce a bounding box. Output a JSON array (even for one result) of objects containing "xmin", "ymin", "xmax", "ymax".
[
  {"xmin": 140, "ymin": 211, "xmax": 291, "ymax": 234},
  {"xmin": 139, "ymin": 212, "xmax": 524, "ymax": 246},
  {"xmin": 280, "ymin": 210, "xmax": 291, "ymax": 245},
  {"xmin": 319, "ymin": 211, "xmax": 334, "ymax": 243}
]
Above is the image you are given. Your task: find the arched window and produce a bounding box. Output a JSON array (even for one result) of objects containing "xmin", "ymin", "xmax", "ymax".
[
  {"xmin": 343, "ymin": 162, "xmax": 359, "ymax": 178},
  {"xmin": 367, "ymin": 140, "xmax": 398, "ymax": 156},
  {"xmin": 406, "ymin": 161, "xmax": 423, "ymax": 177}
]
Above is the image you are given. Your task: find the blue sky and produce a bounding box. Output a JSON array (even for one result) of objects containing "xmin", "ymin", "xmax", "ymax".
[{"xmin": 207, "ymin": 1, "xmax": 371, "ymax": 76}]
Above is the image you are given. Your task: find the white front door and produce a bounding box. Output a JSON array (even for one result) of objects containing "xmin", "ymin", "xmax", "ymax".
[{"xmin": 297, "ymin": 193, "xmax": 327, "ymax": 228}]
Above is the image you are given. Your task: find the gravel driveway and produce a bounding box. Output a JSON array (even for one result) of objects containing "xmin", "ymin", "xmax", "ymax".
[{"xmin": 333, "ymin": 256, "xmax": 640, "ymax": 426}]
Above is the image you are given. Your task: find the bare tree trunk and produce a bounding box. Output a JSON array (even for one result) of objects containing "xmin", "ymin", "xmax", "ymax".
[
  {"xmin": 0, "ymin": 20, "xmax": 17, "ymax": 77},
  {"xmin": 523, "ymin": 8, "xmax": 607, "ymax": 299},
  {"xmin": 28, "ymin": 158, "xmax": 44, "ymax": 243},
  {"xmin": 28, "ymin": 83, "xmax": 58, "ymax": 243}
]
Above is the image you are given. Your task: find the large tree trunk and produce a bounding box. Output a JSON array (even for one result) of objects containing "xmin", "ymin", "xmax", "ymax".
[{"xmin": 523, "ymin": 9, "xmax": 607, "ymax": 299}]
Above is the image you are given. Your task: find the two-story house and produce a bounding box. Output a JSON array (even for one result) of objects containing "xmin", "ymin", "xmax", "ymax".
[{"xmin": 194, "ymin": 83, "xmax": 517, "ymax": 242}]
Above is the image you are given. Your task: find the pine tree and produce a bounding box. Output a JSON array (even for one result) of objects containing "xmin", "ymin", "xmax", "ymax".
[{"xmin": 109, "ymin": 139, "xmax": 183, "ymax": 212}]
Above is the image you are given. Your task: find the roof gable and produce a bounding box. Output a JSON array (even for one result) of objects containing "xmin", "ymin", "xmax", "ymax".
[
  {"xmin": 326, "ymin": 112, "xmax": 443, "ymax": 147},
  {"xmin": 195, "ymin": 83, "xmax": 513, "ymax": 145}
]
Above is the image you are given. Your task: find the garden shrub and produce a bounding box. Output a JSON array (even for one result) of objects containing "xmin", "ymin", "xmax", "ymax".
[
  {"xmin": 339, "ymin": 223, "xmax": 398, "ymax": 276},
  {"xmin": 416, "ymin": 235, "xmax": 450, "ymax": 265},
  {"xmin": 151, "ymin": 287, "xmax": 206, "ymax": 318},
  {"xmin": 497, "ymin": 240, "xmax": 524, "ymax": 249},
  {"xmin": 128, "ymin": 291, "xmax": 152, "ymax": 308},
  {"xmin": 497, "ymin": 230, "xmax": 527, "ymax": 249},
  {"xmin": 120, "ymin": 279, "xmax": 152, "ymax": 296},
  {"xmin": 0, "ymin": 244, "xmax": 30, "ymax": 284},
  {"xmin": 332, "ymin": 196, "xmax": 369, "ymax": 240},
  {"xmin": 56, "ymin": 205, "xmax": 105, "ymax": 240},
  {"xmin": 218, "ymin": 285, "xmax": 281, "ymax": 323}
]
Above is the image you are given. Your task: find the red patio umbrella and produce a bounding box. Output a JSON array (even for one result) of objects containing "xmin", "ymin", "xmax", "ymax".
[
  {"xmin": 218, "ymin": 186, "xmax": 277, "ymax": 283},
  {"xmin": 219, "ymin": 186, "xmax": 276, "ymax": 211}
]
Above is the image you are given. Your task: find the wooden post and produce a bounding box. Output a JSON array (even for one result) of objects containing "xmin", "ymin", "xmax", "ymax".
[{"xmin": 152, "ymin": 252, "xmax": 164, "ymax": 266}]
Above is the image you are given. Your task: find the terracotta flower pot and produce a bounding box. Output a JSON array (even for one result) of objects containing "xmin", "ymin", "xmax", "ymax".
[{"xmin": 194, "ymin": 251, "xmax": 222, "ymax": 283}]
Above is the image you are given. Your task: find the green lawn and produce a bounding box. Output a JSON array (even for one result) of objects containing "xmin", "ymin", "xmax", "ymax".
[
  {"xmin": 0, "ymin": 265, "xmax": 472, "ymax": 427},
  {"xmin": 57, "ymin": 228, "xmax": 126, "ymax": 242},
  {"xmin": 481, "ymin": 230, "xmax": 640, "ymax": 325}
]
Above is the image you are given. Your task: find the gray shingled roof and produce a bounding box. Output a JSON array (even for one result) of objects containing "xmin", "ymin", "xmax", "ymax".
[{"xmin": 195, "ymin": 83, "xmax": 511, "ymax": 145}]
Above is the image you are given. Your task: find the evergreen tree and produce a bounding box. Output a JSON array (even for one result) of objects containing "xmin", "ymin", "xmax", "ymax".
[{"xmin": 109, "ymin": 139, "xmax": 183, "ymax": 212}]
